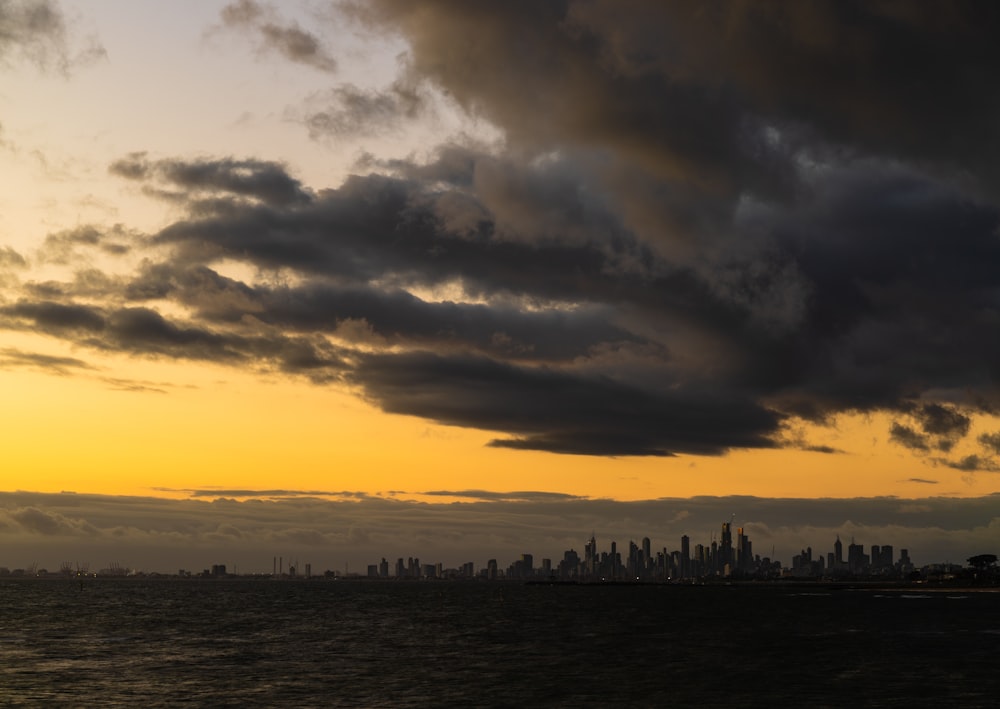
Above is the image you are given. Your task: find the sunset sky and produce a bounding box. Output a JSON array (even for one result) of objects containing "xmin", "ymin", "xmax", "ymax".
[{"xmin": 2, "ymin": 1, "xmax": 999, "ymax": 573}]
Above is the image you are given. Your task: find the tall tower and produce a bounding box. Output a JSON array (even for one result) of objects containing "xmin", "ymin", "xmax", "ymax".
[
  {"xmin": 720, "ymin": 521, "xmax": 733, "ymax": 570},
  {"xmin": 736, "ymin": 527, "xmax": 748, "ymax": 572},
  {"xmin": 834, "ymin": 535, "xmax": 843, "ymax": 566},
  {"xmin": 585, "ymin": 533, "xmax": 597, "ymax": 577},
  {"xmin": 680, "ymin": 535, "xmax": 690, "ymax": 579}
]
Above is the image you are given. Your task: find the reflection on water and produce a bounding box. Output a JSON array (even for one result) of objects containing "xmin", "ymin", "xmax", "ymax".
[{"xmin": 0, "ymin": 580, "xmax": 997, "ymax": 707}]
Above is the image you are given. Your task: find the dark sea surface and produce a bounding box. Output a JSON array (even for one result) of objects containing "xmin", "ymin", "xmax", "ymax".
[{"xmin": 0, "ymin": 579, "xmax": 997, "ymax": 707}]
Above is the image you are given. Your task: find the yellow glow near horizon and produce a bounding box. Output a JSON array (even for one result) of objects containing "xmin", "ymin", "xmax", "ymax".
[{"xmin": 2, "ymin": 330, "xmax": 997, "ymax": 502}]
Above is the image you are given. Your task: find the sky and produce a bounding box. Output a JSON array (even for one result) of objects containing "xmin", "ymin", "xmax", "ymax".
[{"xmin": 1, "ymin": 0, "xmax": 999, "ymax": 573}]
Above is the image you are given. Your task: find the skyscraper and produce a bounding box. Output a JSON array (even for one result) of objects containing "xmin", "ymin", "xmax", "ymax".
[
  {"xmin": 720, "ymin": 521, "xmax": 733, "ymax": 573},
  {"xmin": 680, "ymin": 535, "xmax": 690, "ymax": 579},
  {"xmin": 585, "ymin": 533, "xmax": 597, "ymax": 577}
]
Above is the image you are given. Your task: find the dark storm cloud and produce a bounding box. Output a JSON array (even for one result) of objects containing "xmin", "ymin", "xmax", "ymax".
[
  {"xmin": 143, "ymin": 160, "xmax": 731, "ymax": 360},
  {"xmin": 354, "ymin": 1, "xmax": 1000, "ymax": 193},
  {"xmin": 150, "ymin": 168, "xmax": 642, "ymax": 295},
  {"xmin": 344, "ymin": 0, "xmax": 1000, "ymax": 419},
  {"xmin": 218, "ymin": 0, "xmax": 337, "ymax": 73},
  {"xmin": 245, "ymin": 284, "xmax": 630, "ymax": 361},
  {"xmin": 7, "ymin": 3, "xmax": 1000, "ymax": 461},
  {"xmin": 888, "ymin": 403, "xmax": 975, "ymax": 454},
  {"xmin": 14, "ymin": 134, "xmax": 1000, "ymax": 457},
  {"xmin": 122, "ymin": 260, "xmax": 635, "ymax": 362},
  {"xmin": 0, "ymin": 299, "xmax": 344, "ymax": 377},
  {"xmin": 352, "ymin": 351, "xmax": 780, "ymax": 456},
  {"xmin": 917, "ymin": 404, "xmax": 972, "ymax": 439},
  {"xmin": 133, "ymin": 152, "xmax": 1000, "ymax": 449}
]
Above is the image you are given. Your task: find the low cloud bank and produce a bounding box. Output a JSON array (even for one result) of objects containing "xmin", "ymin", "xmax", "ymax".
[{"xmin": 1, "ymin": 491, "xmax": 996, "ymax": 573}]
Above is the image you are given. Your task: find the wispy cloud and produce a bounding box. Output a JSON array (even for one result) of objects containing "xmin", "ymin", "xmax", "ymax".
[
  {"xmin": 418, "ymin": 490, "xmax": 587, "ymax": 502},
  {"xmin": 216, "ymin": 0, "xmax": 337, "ymax": 73},
  {"xmin": 153, "ymin": 488, "xmax": 374, "ymax": 500},
  {"xmin": 0, "ymin": 347, "xmax": 93, "ymax": 375},
  {"xmin": 0, "ymin": 0, "xmax": 104, "ymax": 74}
]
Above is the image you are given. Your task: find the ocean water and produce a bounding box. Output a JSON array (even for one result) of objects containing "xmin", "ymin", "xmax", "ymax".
[{"xmin": 0, "ymin": 579, "xmax": 997, "ymax": 707}]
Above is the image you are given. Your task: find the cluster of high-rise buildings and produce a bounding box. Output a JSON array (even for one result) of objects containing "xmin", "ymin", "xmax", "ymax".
[
  {"xmin": 367, "ymin": 521, "xmax": 916, "ymax": 582},
  {"xmin": 787, "ymin": 535, "xmax": 913, "ymax": 578}
]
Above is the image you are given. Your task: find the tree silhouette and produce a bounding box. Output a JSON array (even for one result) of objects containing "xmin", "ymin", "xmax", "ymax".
[{"xmin": 967, "ymin": 554, "xmax": 997, "ymax": 569}]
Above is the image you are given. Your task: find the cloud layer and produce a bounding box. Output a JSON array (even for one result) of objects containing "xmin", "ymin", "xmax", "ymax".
[
  {"xmin": 1, "ymin": 491, "xmax": 996, "ymax": 573},
  {"xmin": 4, "ymin": 1, "xmax": 1000, "ymax": 464}
]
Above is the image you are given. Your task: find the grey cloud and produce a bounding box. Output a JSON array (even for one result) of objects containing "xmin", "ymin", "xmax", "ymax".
[
  {"xmin": 138, "ymin": 157, "xmax": 995, "ymax": 454},
  {"xmin": 13, "ymin": 135, "xmax": 1000, "ymax": 458},
  {"xmin": 7, "ymin": 506, "xmax": 98, "ymax": 536},
  {"xmin": 144, "ymin": 162, "xmax": 714, "ymax": 335},
  {"xmin": 889, "ymin": 423, "xmax": 929, "ymax": 452},
  {"xmin": 336, "ymin": 1, "xmax": 1000, "ymax": 426},
  {"xmin": 122, "ymin": 263, "xmax": 636, "ymax": 362},
  {"xmin": 418, "ymin": 490, "xmax": 586, "ymax": 502},
  {"xmin": 352, "ymin": 351, "xmax": 782, "ymax": 456},
  {"xmin": 1, "ymin": 300, "xmax": 107, "ymax": 332},
  {"xmin": 303, "ymin": 79, "xmax": 428, "ymax": 139},
  {"xmin": 934, "ymin": 455, "xmax": 1000, "ymax": 474},
  {"xmin": 109, "ymin": 154, "xmax": 312, "ymax": 207},
  {"xmin": 25, "ymin": 269, "xmax": 127, "ymax": 300},
  {"xmin": 219, "ymin": 0, "xmax": 337, "ymax": 73},
  {"xmin": 0, "ymin": 347, "xmax": 92, "ymax": 374},
  {"xmin": 39, "ymin": 225, "xmax": 135, "ymax": 264},
  {"xmin": 0, "ymin": 0, "xmax": 105, "ymax": 74},
  {"xmin": 978, "ymin": 432, "xmax": 1000, "ymax": 456},
  {"xmin": 8, "ymin": 4, "xmax": 1000, "ymax": 461},
  {"xmin": 801, "ymin": 445, "xmax": 841, "ymax": 455},
  {"xmin": 100, "ymin": 377, "xmax": 169, "ymax": 394},
  {"xmin": 1, "ymin": 491, "xmax": 997, "ymax": 573},
  {"xmin": 160, "ymin": 489, "xmax": 373, "ymax": 499},
  {"xmin": 914, "ymin": 403, "xmax": 972, "ymax": 439},
  {"xmin": 357, "ymin": 1, "xmax": 1000, "ymax": 195},
  {"xmin": 0, "ymin": 0, "xmax": 66, "ymax": 70},
  {"xmin": 887, "ymin": 404, "xmax": 975, "ymax": 457},
  {"xmin": 0, "ymin": 299, "xmax": 344, "ymax": 377},
  {"xmin": 0, "ymin": 246, "xmax": 27, "ymax": 269}
]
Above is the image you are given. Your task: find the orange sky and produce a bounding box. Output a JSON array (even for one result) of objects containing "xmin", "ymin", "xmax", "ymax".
[
  {"xmin": 3, "ymin": 342, "xmax": 994, "ymax": 502},
  {"xmin": 1, "ymin": 0, "xmax": 1000, "ymax": 513}
]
